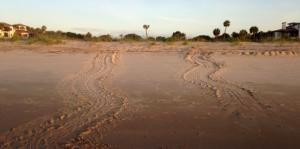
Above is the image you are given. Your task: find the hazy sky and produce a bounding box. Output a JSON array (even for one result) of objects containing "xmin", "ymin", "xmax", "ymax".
[{"xmin": 1, "ymin": 0, "xmax": 299, "ymax": 37}]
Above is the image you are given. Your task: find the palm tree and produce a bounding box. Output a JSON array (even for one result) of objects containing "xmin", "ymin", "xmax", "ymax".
[
  {"xmin": 143, "ymin": 24, "xmax": 150, "ymax": 39},
  {"xmin": 250, "ymin": 26, "xmax": 259, "ymax": 36},
  {"xmin": 223, "ymin": 20, "xmax": 230, "ymax": 34},
  {"xmin": 213, "ymin": 28, "xmax": 221, "ymax": 37},
  {"xmin": 250, "ymin": 26, "xmax": 259, "ymax": 35},
  {"xmin": 250, "ymin": 26, "xmax": 259, "ymax": 40}
]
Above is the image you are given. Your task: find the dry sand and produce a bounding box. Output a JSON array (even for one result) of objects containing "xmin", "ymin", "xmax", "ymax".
[{"xmin": 0, "ymin": 41, "xmax": 299, "ymax": 149}]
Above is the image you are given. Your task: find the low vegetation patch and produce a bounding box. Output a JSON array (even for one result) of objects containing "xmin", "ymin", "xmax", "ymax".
[
  {"xmin": 123, "ymin": 34, "xmax": 143, "ymax": 41},
  {"xmin": 191, "ymin": 35, "xmax": 212, "ymax": 42},
  {"xmin": 26, "ymin": 34, "xmax": 64, "ymax": 45}
]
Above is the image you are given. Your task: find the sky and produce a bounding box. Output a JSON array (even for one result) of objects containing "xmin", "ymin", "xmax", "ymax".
[{"xmin": 1, "ymin": 0, "xmax": 300, "ymax": 37}]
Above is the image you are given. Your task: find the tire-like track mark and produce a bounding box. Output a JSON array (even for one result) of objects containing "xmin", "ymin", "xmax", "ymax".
[{"xmin": 0, "ymin": 52, "xmax": 127, "ymax": 149}]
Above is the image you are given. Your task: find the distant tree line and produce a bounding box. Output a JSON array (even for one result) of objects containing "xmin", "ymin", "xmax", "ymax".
[
  {"xmin": 208, "ymin": 20, "xmax": 275, "ymax": 42},
  {"xmin": 19, "ymin": 21, "xmax": 298, "ymax": 44}
]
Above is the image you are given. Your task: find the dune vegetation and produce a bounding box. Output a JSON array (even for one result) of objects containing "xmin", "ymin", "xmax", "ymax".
[{"xmin": 1, "ymin": 20, "xmax": 300, "ymax": 45}]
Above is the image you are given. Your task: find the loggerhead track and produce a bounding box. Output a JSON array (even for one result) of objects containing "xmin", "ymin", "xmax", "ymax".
[
  {"xmin": 182, "ymin": 50, "xmax": 276, "ymax": 129},
  {"xmin": 0, "ymin": 52, "xmax": 127, "ymax": 149}
]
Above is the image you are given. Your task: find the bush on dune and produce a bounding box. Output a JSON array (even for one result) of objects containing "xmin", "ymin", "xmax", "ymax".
[
  {"xmin": 10, "ymin": 34, "xmax": 24, "ymax": 42},
  {"xmin": 98, "ymin": 34, "xmax": 113, "ymax": 42},
  {"xmin": 155, "ymin": 36, "xmax": 167, "ymax": 42},
  {"xmin": 170, "ymin": 31, "xmax": 186, "ymax": 41},
  {"xmin": 214, "ymin": 33, "xmax": 231, "ymax": 41},
  {"xmin": 84, "ymin": 32, "xmax": 93, "ymax": 41},
  {"xmin": 4, "ymin": 22, "xmax": 300, "ymax": 44},
  {"xmin": 147, "ymin": 36, "xmax": 156, "ymax": 41},
  {"xmin": 64, "ymin": 32, "xmax": 85, "ymax": 40},
  {"xmin": 26, "ymin": 34, "xmax": 64, "ymax": 45},
  {"xmin": 191, "ymin": 35, "xmax": 212, "ymax": 42},
  {"xmin": 123, "ymin": 34, "xmax": 143, "ymax": 41}
]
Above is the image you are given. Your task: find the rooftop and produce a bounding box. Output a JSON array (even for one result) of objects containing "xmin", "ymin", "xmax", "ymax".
[
  {"xmin": 288, "ymin": 22, "xmax": 300, "ymax": 26},
  {"xmin": 13, "ymin": 24, "xmax": 27, "ymax": 27},
  {"xmin": 0, "ymin": 22, "xmax": 11, "ymax": 27}
]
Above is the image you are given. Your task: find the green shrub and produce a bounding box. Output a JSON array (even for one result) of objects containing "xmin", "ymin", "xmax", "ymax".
[
  {"xmin": 26, "ymin": 34, "xmax": 63, "ymax": 45},
  {"xmin": 98, "ymin": 34, "xmax": 113, "ymax": 42},
  {"xmin": 231, "ymin": 32, "xmax": 239, "ymax": 39},
  {"xmin": 156, "ymin": 36, "xmax": 167, "ymax": 42},
  {"xmin": 166, "ymin": 37, "xmax": 174, "ymax": 42},
  {"xmin": 239, "ymin": 30, "xmax": 248, "ymax": 41},
  {"xmin": 10, "ymin": 34, "xmax": 23, "ymax": 42},
  {"xmin": 171, "ymin": 31, "xmax": 186, "ymax": 41},
  {"xmin": 191, "ymin": 35, "xmax": 212, "ymax": 42},
  {"xmin": 214, "ymin": 33, "xmax": 232, "ymax": 41},
  {"xmin": 147, "ymin": 36, "xmax": 156, "ymax": 41},
  {"xmin": 64, "ymin": 32, "xmax": 84, "ymax": 39},
  {"xmin": 84, "ymin": 32, "xmax": 93, "ymax": 41},
  {"xmin": 123, "ymin": 34, "xmax": 142, "ymax": 41}
]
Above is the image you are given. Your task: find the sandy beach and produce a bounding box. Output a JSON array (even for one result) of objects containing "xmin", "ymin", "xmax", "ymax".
[{"xmin": 0, "ymin": 41, "xmax": 299, "ymax": 149}]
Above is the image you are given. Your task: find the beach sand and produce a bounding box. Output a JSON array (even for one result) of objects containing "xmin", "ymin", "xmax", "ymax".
[{"xmin": 0, "ymin": 41, "xmax": 299, "ymax": 149}]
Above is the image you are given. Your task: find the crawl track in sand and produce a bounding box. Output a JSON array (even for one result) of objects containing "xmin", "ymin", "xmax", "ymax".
[
  {"xmin": 183, "ymin": 50, "xmax": 276, "ymax": 127},
  {"xmin": 0, "ymin": 52, "xmax": 127, "ymax": 149}
]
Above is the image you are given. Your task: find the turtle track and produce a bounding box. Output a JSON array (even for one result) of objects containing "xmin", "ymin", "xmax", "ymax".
[
  {"xmin": 0, "ymin": 52, "xmax": 127, "ymax": 149},
  {"xmin": 183, "ymin": 51, "xmax": 272, "ymax": 126}
]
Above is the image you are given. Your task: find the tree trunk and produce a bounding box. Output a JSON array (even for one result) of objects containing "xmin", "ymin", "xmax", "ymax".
[{"xmin": 146, "ymin": 29, "xmax": 148, "ymax": 39}]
